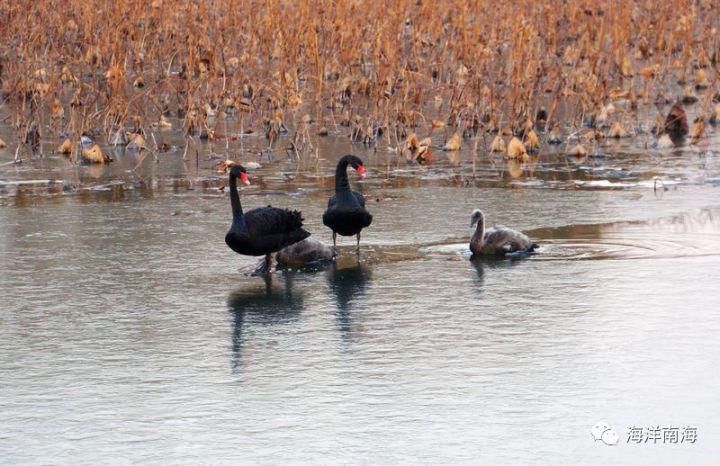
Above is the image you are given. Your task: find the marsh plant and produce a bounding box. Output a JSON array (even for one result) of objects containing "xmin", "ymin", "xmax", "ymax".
[{"xmin": 1, "ymin": 0, "xmax": 719, "ymax": 161}]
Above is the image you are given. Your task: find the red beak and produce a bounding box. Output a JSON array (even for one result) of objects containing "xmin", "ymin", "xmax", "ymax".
[
  {"xmin": 356, "ymin": 164, "xmax": 366, "ymax": 179},
  {"xmin": 240, "ymin": 172, "xmax": 250, "ymax": 186}
]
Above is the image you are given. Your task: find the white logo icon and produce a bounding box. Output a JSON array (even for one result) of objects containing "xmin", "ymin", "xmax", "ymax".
[{"xmin": 592, "ymin": 422, "xmax": 619, "ymax": 445}]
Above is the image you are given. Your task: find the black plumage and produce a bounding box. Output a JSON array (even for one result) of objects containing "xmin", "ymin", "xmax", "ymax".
[
  {"xmin": 322, "ymin": 155, "xmax": 373, "ymax": 253},
  {"xmin": 225, "ymin": 165, "xmax": 310, "ymax": 273}
]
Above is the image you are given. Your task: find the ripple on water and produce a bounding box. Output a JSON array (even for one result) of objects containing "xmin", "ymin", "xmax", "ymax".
[
  {"xmin": 530, "ymin": 207, "xmax": 720, "ymax": 261},
  {"xmin": 419, "ymin": 207, "xmax": 720, "ymax": 262}
]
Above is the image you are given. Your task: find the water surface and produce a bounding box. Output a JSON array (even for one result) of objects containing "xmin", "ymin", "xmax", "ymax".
[{"xmin": 1, "ymin": 119, "xmax": 719, "ymax": 464}]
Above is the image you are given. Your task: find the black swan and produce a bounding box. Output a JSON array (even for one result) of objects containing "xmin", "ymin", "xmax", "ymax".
[
  {"xmin": 322, "ymin": 155, "xmax": 373, "ymax": 253},
  {"xmin": 225, "ymin": 164, "xmax": 310, "ymax": 274},
  {"xmin": 469, "ymin": 209, "xmax": 538, "ymax": 257},
  {"xmin": 276, "ymin": 238, "xmax": 335, "ymax": 268}
]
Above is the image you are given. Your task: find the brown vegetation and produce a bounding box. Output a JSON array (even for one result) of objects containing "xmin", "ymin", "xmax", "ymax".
[{"xmin": 0, "ymin": 0, "xmax": 719, "ymax": 160}]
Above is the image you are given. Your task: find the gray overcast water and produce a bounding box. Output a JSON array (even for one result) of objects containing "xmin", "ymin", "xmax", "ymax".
[{"xmin": 1, "ymin": 118, "xmax": 720, "ymax": 464}]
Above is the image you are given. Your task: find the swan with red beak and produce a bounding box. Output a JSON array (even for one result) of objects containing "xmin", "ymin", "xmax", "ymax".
[
  {"xmin": 224, "ymin": 163, "xmax": 310, "ymax": 275},
  {"xmin": 322, "ymin": 155, "xmax": 373, "ymax": 254}
]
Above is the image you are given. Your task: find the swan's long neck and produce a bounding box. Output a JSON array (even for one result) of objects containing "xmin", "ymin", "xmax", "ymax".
[
  {"xmin": 471, "ymin": 214, "xmax": 485, "ymax": 250},
  {"xmin": 229, "ymin": 171, "xmax": 244, "ymax": 220},
  {"xmin": 335, "ymin": 160, "xmax": 351, "ymax": 192}
]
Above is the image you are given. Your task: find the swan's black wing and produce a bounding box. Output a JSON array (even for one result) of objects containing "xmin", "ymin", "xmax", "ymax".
[
  {"xmin": 361, "ymin": 199, "xmax": 372, "ymax": 229},
  {"xmin": 352, "ymin": 191, "xmax": 372, "ymax": 227},
  {"xmin": 353, "ymin": 191, "xmax": 372, "ymax": 227},
  {"xmin": 323, "ymin": 190, "xmax": 372, "ymax": 236},
  {"xmin": 323, "ymin": 195, "xmax": 337, "ymax": 229},
  {"xmin": 244, "ymin": 206, "xmax": 305, "ymax": 236},
  {"xmin": 352, "ymin": 190, "xmax": 366, "ymax": 208},
  {"xmin": 239, "ymin": 206, "xmax": 310, "ymax": 253},
  {"xmin": 326, "ymin": 194, "xmax": 337, "ymax": 210},
  {"xmin": 359, "ymin": 206, "xmax": 372, "ymax": 227}
]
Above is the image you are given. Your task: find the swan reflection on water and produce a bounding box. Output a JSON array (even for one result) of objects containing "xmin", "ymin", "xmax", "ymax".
[
  {"xmin": 470, "ymin": 255, "xmax": 531, "ymax": 292},
  {"xmin": 326, "ymin": 259, "xmax": 372, "ymax": 339},
  {"xmin": 227, "ymin": 273, "xmax": 304, "ymax": 370}
]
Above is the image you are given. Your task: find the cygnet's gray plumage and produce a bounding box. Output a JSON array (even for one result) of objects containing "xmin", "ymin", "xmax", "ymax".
[
  {"xmin": 276, "ymin": 238, "xmax": 336, "ymax": 267},
  {"xmin": 469, "ymin": 209, "xmax": 538, "ymax": 256}
]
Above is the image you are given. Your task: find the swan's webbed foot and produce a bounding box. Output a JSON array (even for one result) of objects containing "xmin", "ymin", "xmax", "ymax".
[{"xmin": 250, "ymin": 254, "xmax": 273, "ymax": 276}]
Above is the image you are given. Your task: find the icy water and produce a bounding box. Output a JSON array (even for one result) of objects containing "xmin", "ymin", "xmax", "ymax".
[{"xmin": 2, "ymin": 117, "xmax": 720, "ymax": 464}]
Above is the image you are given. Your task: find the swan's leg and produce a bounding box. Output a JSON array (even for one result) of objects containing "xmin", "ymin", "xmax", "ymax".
[
  {"xmin": 262, "ymin": 273, "xmax": 272, "ymax": 291},
  {"xmin": 332, "ymin": 232, "xmax": 337, "ymax": 249},
  {"xmin": 251, "ymin": 254, "xmax": 273, "ymax": 276},
  {"xmin": 356, "ymin": 232, "xmax": 361, "ymax": 255},
  {"xmin": 249, "ymin": 258, "xmax": 265, "ymax": 275}
]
